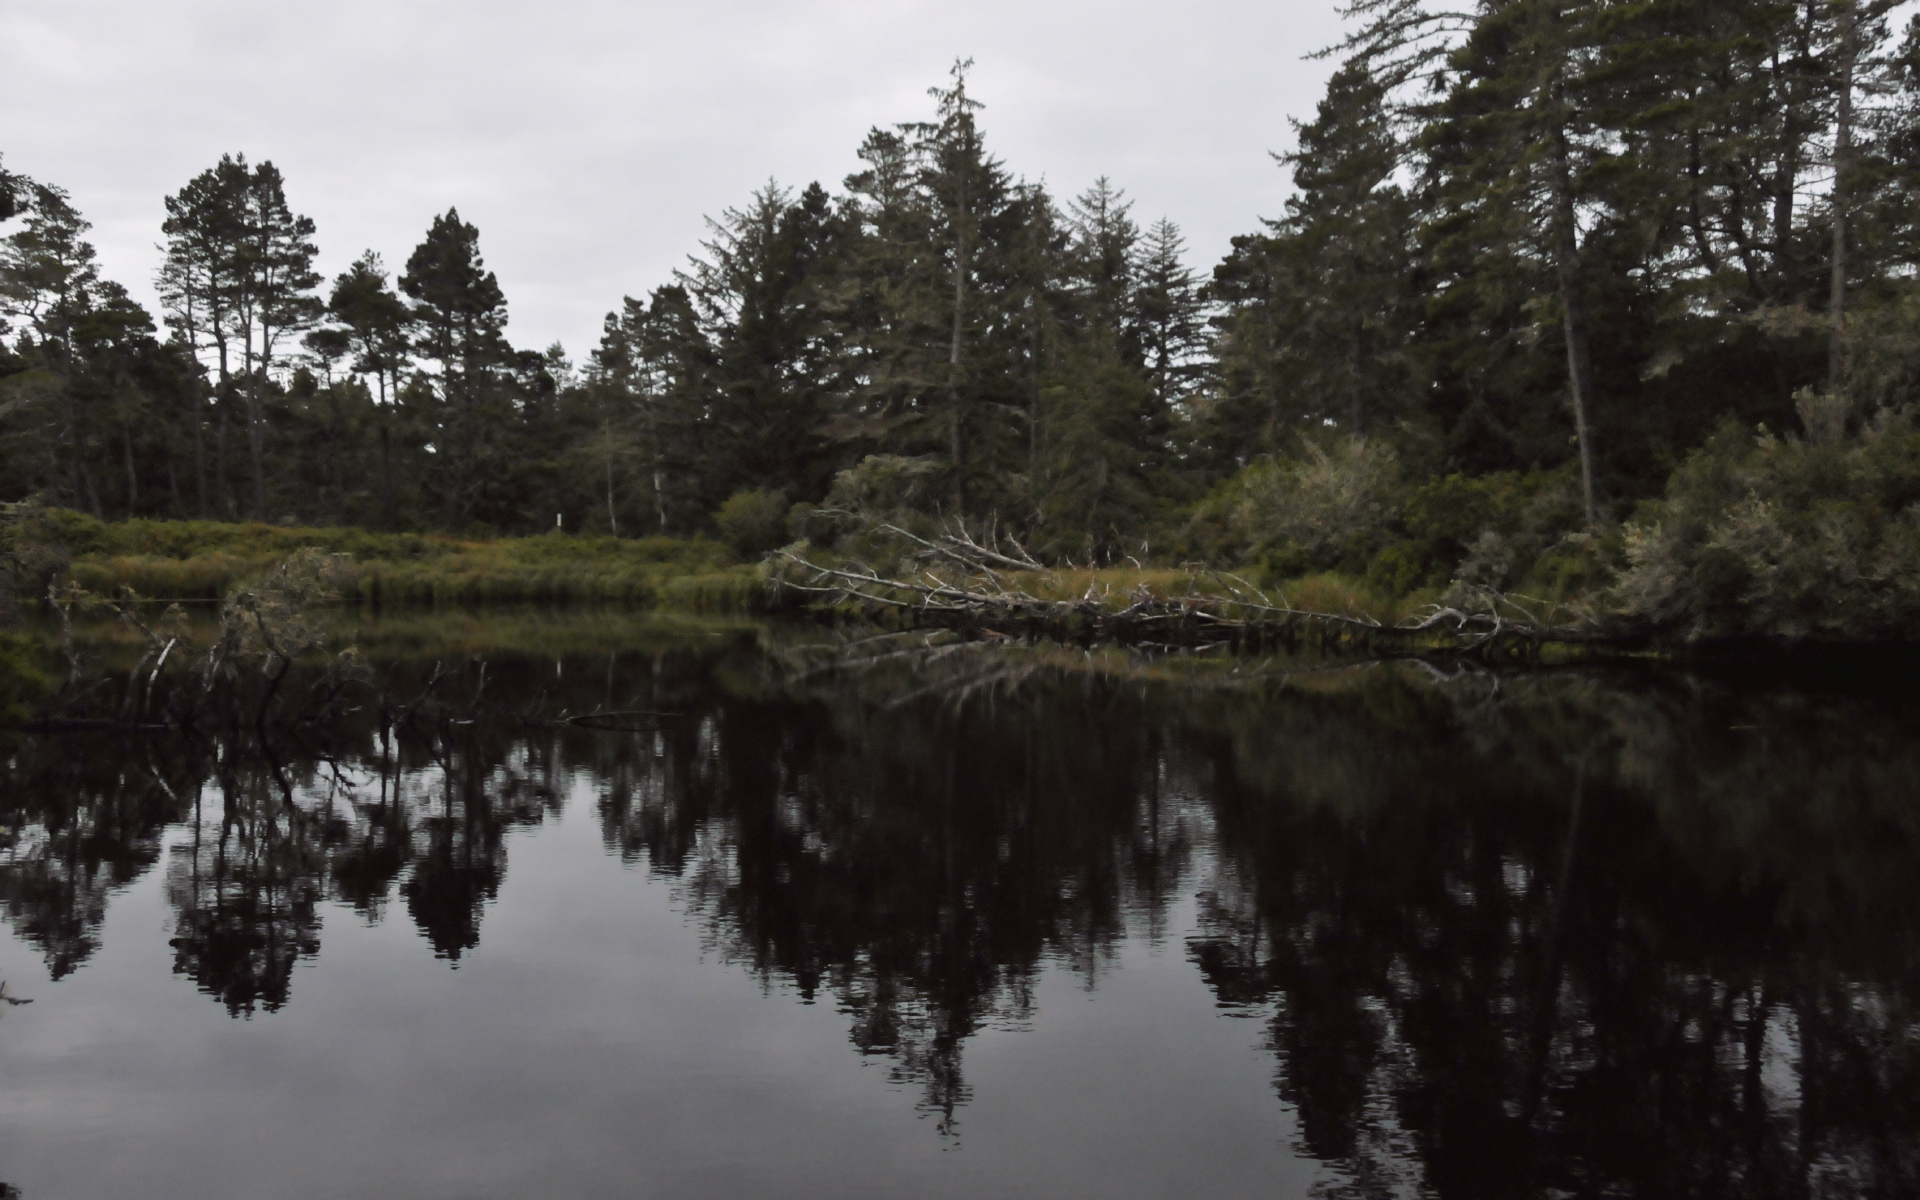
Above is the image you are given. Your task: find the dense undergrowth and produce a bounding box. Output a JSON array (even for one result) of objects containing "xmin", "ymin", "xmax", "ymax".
[
  {"xmin": 776, "ymin": 400, "xmax": 1920, "ymax": 647},
  {"xmin": 1614, "ymin": 406, "xmax": 1920, "ymax": 641}
]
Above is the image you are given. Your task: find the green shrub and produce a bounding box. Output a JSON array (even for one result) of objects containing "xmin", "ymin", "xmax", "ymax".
[
  {"xmin": 0, "ymin": 632, "xmax": 50, "ymax": 726},
  {"xmin": 1191, "ymin": 436, "xmax": 1586, "ymax": 598},
  {"xmin": 1, "ymin": 502, "xmax": 73, "ymax": 618},
  {"xmin": 1378, "ymin": 468, "xmax": 1583, "ymax": 594},
  {"xmin": 714, "ymin": 489, "xmax": 790, "ymax": 558},
  {"xmin": 1614, "ymin": 408, "xmax": 1920, "ymax": 639},
  {"xmin": 1196, "ymin": 433, "xmax": 1404, "ymax": 577}
]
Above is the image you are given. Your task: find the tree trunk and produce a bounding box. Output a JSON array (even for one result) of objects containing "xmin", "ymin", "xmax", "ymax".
[
  {"xmin": 604, "ymin": 417, "xmax": 619, "ymax": 536},
  {"xmin": 122, "ymin": 418, "xmax": 138, "ymax": 516},
  {"xmin": 1263, "ymin": 264, "xmax": 1280, "ymax": 449},
  {"xmin": 949, "ymin": 169, "xmax": 969, "ymax": 514},
  {"xmin": 213, "ymin": 331, "xmax": 234, "ymax": 519},
  {"xmin": 647, "ymin": 402, "xmax": 666, "ymax": 534},
  {"xmin": 192, "ymin": 390, "xmax": 207, "ymax": 519},
  {"xmin": 62, "ymin": 387, "xmax": 84, "ymax": 513},
  {"xmin": 246, "ymin": 388, "xmax": 268, "ymax": 522},
  {"xmin": 376, "ymin": 368, "xmax": 396, "ymax": 530},
  {"xmin": 1551, "ymin": 132, "xmax": 1601, "ymax": 532},
  {"xmin": 1347, "ymin": 332, "xmax": 1364, "ymax": 435},
  {"xmin": 380, "ymin": 422, "xmax": 396, "ymax": 531},
  {"xmin": 249, "ymin": 316, "xmax": 273, "ymax": 522},
  {"xmin": 1772, "ymin": 47, "xmax": 1801, "ymax": 298},
  {"xmin": 1829, "ymin": 0, "xmax": 1856, "ymax": 389},
  {"xmin": 215, "ymin": 393, "xmax": 232, "ymax": 518}
]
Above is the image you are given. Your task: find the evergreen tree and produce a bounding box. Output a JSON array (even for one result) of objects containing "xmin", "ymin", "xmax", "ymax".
[
  {"xmin": 4, "ymin": 184, "xmax": 193, "ymax": 518},
  {"xmin": 1425, "ymin": 0, "xmax": 1617, "ymax": 527},
  {"xmin": 401, "ymin": 208, "xmax": 513, "ymax": 526},
  {"xmin": 0, "ymin": 182, "xmax": 105, "ymax": 511},
  {"xmin": 833, "ymin": 126, "xmax": 946, "ymax": 463},
  {"xmin": 158, "ymin": 155, "xmax": 321, "ymax": 521},
  {"xmin": 589, "ymin": 285, "xmax": 717, "ymax": 534},
  {"xmin": 907, "ymin": 59, "xmax": 1025, "ymax": 512},
  {"xmin": 0, "ymin": 155, "xmax": 24, "ymax": 223},
  {"xmin": 1208, "ymin": 55, "xmax": 1422, "ymax": 476},
  {"xmin": 234, "ymin": 161, "xmax": 322, "ymax": 521},
  {"xmin": 680, "ymin": 180, "xmax": 847, "ymax": 507},
  {"xmin": 326, "ymin": 252, "xmax": 413, "ymax": 527},
  {"xmin": 1066, "ymin": 177, "xmax": 1140, "ymax": 355},
  {"xmin": 158, "ymin": 156, "xmax": 249, "ymax": 517},
  {"xmin": 1131, "ymin": 218, "xmax": 1208, "ymax": 410}
]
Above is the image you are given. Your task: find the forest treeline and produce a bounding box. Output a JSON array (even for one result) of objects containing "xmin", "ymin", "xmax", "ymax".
[{"xmin": 7, "ymin": 1, "xmax": 1920, "ymax": 637}]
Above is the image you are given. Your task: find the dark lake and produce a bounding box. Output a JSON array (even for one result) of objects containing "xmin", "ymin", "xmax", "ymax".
[{"xmin": 2, "ymin": 615, "xmax": 1916, "ymax": 1198}]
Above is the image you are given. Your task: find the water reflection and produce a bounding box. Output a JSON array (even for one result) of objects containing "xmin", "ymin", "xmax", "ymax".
[
  {"xmin": 595, "ymin": 656, "xmax": 1202, "ymax": 1126},
  {"xmin": 2, "ymin": 630, "xmax": 1917, "ymax": 1195},
  {"xmin": 1184, "ymin": 668, "xmax": 1920, "ymax": 1197}
]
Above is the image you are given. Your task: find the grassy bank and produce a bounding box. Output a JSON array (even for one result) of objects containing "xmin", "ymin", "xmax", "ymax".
[{"xmin": 5, "ymin": 508, "xmax": 780, "ymax": 614}]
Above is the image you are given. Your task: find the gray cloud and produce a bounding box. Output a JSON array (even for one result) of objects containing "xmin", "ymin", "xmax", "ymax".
[{"xmin": 0, "ymin": 0, "xmax": 1343, "ymax": 357}]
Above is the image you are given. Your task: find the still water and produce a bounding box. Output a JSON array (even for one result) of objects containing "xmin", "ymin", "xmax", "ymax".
[{"xmin": 1, "ymin": 617, "xmax": 1916, "ymax": 1198}]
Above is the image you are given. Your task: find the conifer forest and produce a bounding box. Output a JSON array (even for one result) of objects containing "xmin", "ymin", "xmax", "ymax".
[{"xmin": 7, "ymin": 0, "xmax": 1920, "ymax": 640}]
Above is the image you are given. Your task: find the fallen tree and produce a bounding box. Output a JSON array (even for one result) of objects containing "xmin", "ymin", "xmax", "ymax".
[{"xmin": 772, "ymin": 523, "xmax": 1607, "ymax": 659}]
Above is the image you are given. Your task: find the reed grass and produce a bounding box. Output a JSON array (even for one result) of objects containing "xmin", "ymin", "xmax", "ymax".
[{"xmin": 30, "ymin": 509, "xmax": 781, "ymax": 614}]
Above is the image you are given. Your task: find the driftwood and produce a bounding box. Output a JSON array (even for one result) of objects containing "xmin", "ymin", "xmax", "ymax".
[{"xmin": 775, "ymin": 523, "xmax": 1602, "ymax": 658}]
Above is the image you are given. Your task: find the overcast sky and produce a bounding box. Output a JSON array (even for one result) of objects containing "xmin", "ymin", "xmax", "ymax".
[{"xmin": 1, "ymin": 0, "xmax": 1347, "ymax": 359}]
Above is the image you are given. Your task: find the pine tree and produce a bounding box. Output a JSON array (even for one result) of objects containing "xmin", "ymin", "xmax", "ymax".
[
  {"xmin": 159, "ymin": 156, "xmax": 249, "ymax": 516},
  {"xmin": 0, "ymin": 156, "xmax": 24, "ymax": 224},
  {"xmin": 159, "ymin": 155, "xmax": 321, "ymax": 520},
  {"xmin": 235, "ymin": 161, "xmax": 322, "ymax": 521},
  {"xmin": 589, "ymin": 285, "xmax": 718, "ymax": 534},
  {"xmin": 401, "ymin": 208, "xmax": 512, "ymax": 525},
  {"xmin": 0, "ymin": 182, "xmax": 103, "ymax": 511},
  {"xmin": 833, "ymin": 126, "xmax": 946, "ymax": 461},
  {"xmin": 327, "ymin": 252, "xmax": 413, "ymax": 526},
  {"xmin": 908, "ymin": 59, "xmax": 1023, "ymax": 512},
  {"xmin": 1426, "ymin": 0, "xmax": 1620, "ymax": 527}
]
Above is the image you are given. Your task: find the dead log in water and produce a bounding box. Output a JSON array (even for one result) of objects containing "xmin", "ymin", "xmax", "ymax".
[{"xmin": 773, "ymin": 524, "xmax": 1604, "ymax": 658}]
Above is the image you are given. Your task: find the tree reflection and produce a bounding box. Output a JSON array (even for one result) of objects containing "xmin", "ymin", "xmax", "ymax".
[
  {"xmin": 596, "ymin": 650, "xmax": 1190, "ymax": 1129},
  {"xmin": 165, "ymin": 753, "xmax": 326, "ymax": 1014},
  {"xmin": 0, "ymin": 733, "xmax": 190, "ymax": 977},
  {"xmin": 2, "ymin": 634, "xmax": 1917, "ymax": 1190},
  {"xmin": 1183, "ymin": 665, "xmax": 1920, "ymax": 1198},
  {"xmin": 1, "ymin": 653, "xmax": 585, "ymax": 1004}
]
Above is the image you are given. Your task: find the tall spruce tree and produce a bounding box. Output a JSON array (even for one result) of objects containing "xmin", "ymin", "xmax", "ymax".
[
  {"xmin": 1132, "ymin": 218, "xmax": 1208, "ymax": 410},
  {"xmin": 680, "ymin": 181, "xmax": 846, "ymax": 507},
  {"xmin": 909, "ymin": 59, "xmax": 1021, "ymax": 512},
  {"xmin": 1426, "ymin": 0, "xmax": 1614, "ymax": 528}
]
